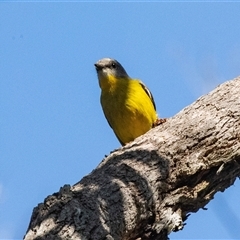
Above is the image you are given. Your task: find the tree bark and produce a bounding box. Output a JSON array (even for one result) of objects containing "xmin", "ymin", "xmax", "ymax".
[{"xmin": 24, "ymin": 76, "xmax": 240, "ymax": 240}]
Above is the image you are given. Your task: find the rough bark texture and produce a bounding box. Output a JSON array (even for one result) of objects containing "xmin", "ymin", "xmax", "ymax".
[{"xmin": 24, "ymin": 76, "xmax": 240, "ymax": 240}]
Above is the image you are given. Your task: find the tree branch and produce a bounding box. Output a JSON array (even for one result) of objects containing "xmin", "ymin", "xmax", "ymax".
[{"xmin": 24, "ymin": 76, "xmax": 240, "ymax": 240}]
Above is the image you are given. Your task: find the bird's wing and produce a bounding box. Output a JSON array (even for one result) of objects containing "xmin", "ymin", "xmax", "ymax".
[{"xmin": 139, "ymin": 81, "xmax": 156, "ymax": 111}]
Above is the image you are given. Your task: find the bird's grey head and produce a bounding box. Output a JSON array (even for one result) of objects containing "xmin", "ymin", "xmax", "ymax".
[{"xmin": 94, "ymin": 58, "xmax": 129, "ymax": 79}]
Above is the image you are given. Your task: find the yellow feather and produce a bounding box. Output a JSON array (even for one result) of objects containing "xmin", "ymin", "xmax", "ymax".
[{"xmin": 100, "ymin": 74, "xmax": 157, "ymax": 145}]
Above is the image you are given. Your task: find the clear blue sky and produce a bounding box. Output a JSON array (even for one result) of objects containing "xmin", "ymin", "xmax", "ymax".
[{"xmin": 1, "ymin": 2, "xmax": 240, "ymax": 239}]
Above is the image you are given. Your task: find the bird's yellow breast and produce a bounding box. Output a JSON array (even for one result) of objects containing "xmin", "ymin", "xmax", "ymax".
[{"xmin": 99, "ymin": 74, "xmax": 157, "ymax": 145}]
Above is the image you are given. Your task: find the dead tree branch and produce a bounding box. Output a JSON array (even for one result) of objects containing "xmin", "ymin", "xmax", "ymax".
[{"xmin": 24, "ymin": 76, "xmax": 240, "ymax": 240}]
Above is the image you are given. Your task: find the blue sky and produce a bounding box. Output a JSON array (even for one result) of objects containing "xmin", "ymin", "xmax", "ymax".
[{"xmin": 1, "ymin": 2, "xmax": 240, "ymax": 239}]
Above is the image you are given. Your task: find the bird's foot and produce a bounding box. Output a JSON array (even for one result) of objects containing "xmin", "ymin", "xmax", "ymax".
[{"xmin": 153, "ymin": 118, "xmax": 167, "ymax": 127}]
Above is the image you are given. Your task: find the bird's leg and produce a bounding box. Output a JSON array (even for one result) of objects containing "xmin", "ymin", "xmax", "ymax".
[{"xmin": 152, "ymin": 118, "xmax": 167, "ymax": 127}]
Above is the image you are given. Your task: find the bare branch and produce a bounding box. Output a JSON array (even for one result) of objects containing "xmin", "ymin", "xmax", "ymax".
[{"xmin": 24, "ymin": 76, "xmax": 240, "ymax": 240}]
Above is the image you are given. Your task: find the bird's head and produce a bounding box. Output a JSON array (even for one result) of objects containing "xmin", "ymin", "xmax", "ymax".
[{"xmin": 94, "ymin": 58, "xmax": 129, "ymax": 80}]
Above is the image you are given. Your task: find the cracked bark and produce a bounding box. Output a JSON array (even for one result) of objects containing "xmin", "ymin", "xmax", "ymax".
[{"xmin": 24, "ymin": 76, "xmax": 240, "ymax": 240}]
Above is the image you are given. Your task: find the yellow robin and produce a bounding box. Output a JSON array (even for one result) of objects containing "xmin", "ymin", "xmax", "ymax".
[{"xmin": 95, "ymin": 58, "xmax": 164, "ymax": 145}]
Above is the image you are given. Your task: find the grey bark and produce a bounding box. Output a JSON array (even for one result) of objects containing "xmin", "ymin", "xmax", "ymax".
[{"xmin": 24, "ymin": 76, "xmax": 240, "ymax": 240}]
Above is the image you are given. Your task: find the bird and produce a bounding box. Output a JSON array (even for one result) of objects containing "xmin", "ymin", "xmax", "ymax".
[{"xmin": 94, "ymin": 58, "xmax": 165, "ymax": 146}]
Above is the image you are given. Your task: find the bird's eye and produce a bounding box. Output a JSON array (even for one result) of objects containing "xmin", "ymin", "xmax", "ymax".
[{"xmin": 111, "ymin": 63, "xmax": 116, "ymax": 68}]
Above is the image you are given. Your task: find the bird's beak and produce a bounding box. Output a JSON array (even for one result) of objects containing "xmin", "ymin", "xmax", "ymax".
[{"xmin": 94, "ymin": 63, "xmax": 103, "ymax": 72}]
